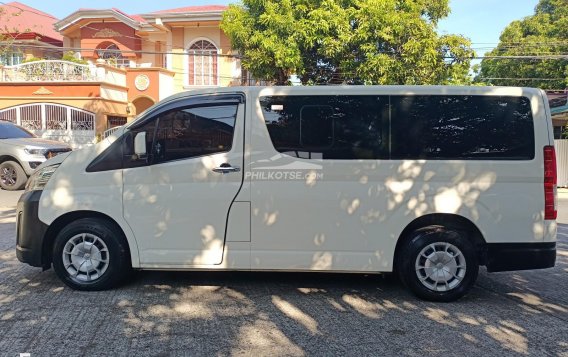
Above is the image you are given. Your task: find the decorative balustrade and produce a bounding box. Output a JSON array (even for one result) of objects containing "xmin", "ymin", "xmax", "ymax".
[
  {"xmin": 0, "ymin": 60, "xmax": 98, "ymax": 82},
  {"xmin": 102, "ymin": 126, "xmax": 122, "ymax": 139}
]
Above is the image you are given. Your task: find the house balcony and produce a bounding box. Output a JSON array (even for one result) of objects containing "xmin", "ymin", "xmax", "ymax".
[
  {"xmin": 0, "ymin": 60, "xmax": 177, "ymax": 104},
  {"xmin": 0, "ymin": 60, "xmax": 101, "ymax": 82},
  {"xmin": 0, "ymin": 60, "xmax": 129, "ymax": 110}
]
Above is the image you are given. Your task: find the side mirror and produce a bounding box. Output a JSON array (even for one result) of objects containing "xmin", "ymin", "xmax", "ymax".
[{"xmin": 133, "ymin": 132, "xmax": 147, "ymax": 160}]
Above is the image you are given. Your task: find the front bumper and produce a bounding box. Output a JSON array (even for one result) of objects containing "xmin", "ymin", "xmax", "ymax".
[
  {"xmin": 16, "ymin": 190, "xmax": 49, "ymax": 268},
  {"xmin": 486, "ymin": 242, "xmax": 556, "ymax": 272}
]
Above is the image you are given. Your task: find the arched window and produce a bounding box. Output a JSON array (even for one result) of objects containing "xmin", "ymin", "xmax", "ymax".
[
  {"xmin": 188, "ymin": 40, "xmax": 218, "ymax": 86},
  {"xmin": 97, "ymin": 43, "xmax": 130, "ymax": 68}
]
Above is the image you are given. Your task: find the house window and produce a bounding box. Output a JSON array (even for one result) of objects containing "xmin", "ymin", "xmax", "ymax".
[
  {"xmin": 0, "ymin": 51, "xmax": 23, "ymax": 66},
  {"xmin": 107, "ymin": 116, "xmax": 127, "ymax": 129},
  {"xmin": 97, "ymin": 43, "xmax": 130, "ymax": 68},
  {"xmin": 188, "ymin": 40, "xmax": 218, "ymax": 86}
]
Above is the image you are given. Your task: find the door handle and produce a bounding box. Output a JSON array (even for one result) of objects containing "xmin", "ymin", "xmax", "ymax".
[{"xmin": 212, "ymin": 164, "xmax": 241, "ymax": 174}]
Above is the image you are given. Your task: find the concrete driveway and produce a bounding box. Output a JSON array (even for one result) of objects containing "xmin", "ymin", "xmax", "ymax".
[{"xmin": 0, "ymin": 190, "xmax": 567, "ymax": 356}]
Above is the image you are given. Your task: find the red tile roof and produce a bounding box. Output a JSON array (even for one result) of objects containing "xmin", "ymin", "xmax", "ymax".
[
  {"xmin": 152, "ymin": 5, "xmax": 228, "ymax": 14},
  {"xmin": 0, "ymin": 1, "xmax": 62, "ymax": 42},
  {"xmin": 111, "ymin": 8, "xmax": 146, "ymax": 23}
]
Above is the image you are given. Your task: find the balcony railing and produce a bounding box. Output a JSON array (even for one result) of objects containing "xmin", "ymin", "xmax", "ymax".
[
  {"xmin": 0, "ymin": 60, "xmax": 97, "ymax": 82},
  {"xmin": 102, "ymin": 126, "xmax": 123, "ymax": 139}
]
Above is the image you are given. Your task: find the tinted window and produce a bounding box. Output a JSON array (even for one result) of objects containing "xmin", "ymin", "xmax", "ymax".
[
  {"xmin": 390, "ymin": 96, "xmax": 535, "ymax": 160},
  {"xmin": 0, "ymin": 122, "xmax": 35, "ymax": 139},
  {"xmin": 261, "ymin": 96, "xmax": 388, "ymax": 159},
  {"xmin": 153, "ymin": 104, "xmax": 237, "ymax": 163}
]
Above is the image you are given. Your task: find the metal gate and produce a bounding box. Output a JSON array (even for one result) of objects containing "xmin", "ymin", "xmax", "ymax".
[
  {"xmin": 0, "ymin": 103, "xmax": 95, "ymax": 148},
  {"xmin": 555, "ymin": 139, "xmax": 568, "ymax": 187}
]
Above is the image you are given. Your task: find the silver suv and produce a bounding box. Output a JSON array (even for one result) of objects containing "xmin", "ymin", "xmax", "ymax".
[{"xmin": 0, "ymin": 121, "xmax": 71, "ymax": 190}]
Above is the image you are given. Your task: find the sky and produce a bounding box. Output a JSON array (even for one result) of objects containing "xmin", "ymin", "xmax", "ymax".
[
  {"xmin": 438, "ymin": 0, "xmax": 539, "ymax": 56},
  {"xmin": 10, "ymin": 0, "xmax": 540, "ymax": 56}
]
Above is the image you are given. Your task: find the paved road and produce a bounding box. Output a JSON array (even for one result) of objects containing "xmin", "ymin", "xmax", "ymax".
[
  {"xmin": 0, "ymin": 190, "xmax": 22, "ymax": 209},
  {"xmin": 0, "ymin": 190, "xmax": 567, "ymax": 356}
]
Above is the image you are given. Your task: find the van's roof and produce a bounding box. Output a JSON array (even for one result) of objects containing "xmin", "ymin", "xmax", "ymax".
[{"xmin": 163, "ymin": 85, "xmax": 542, "ymax": 103}]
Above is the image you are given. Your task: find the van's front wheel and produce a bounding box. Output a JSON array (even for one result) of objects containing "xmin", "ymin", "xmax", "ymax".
[
  {"xmin": 398, "ymin": 227, "xmax": 478, "ymax": 302},
  {"xmin": 52, "ymin": 218, "xmax": 130, "ymax": 290}
]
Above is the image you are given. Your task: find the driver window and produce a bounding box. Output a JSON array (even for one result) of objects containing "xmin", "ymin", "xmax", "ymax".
[
  {"xmin": 152, "ymin": 104, "xmax": 238, "ymax": 163},
  {"xmin": 124, "ymin": 103, "xmax": 238, "ymax": 167}
]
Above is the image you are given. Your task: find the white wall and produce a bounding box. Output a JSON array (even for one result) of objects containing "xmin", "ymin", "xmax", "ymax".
[{"xmin": 555, "ymin": 139, "xmax": 568, "ymax": 187}]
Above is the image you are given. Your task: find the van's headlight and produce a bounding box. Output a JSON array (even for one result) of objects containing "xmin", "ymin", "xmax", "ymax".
[{"xmin": 25, "ymin": 164, "xmax": 59, "ymax": 191}]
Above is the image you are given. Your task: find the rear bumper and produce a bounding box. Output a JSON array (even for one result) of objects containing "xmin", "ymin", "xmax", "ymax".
[
  {"xmin": 16, "ymin": 190, "xmax": 49, "ymax": 268},
  {"xmin": 486, "ymin": 242, "xmax": 556, "ymax": 272}
]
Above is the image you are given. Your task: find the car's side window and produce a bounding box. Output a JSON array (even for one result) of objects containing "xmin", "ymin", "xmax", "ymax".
[
  {"xmin": 260, "ymin": 95, "xmax": 389, "ymax": 160},
  {"xmin": 123, "ymin": 103, "xmax": 238, "ymax": 168},
  {"xmin": 152, "ymin": 104, "xmax": 238, "ymax": 164},
  {"xmin": 390, "ymin": 95, "xmax": 535, "ymax": 160}
]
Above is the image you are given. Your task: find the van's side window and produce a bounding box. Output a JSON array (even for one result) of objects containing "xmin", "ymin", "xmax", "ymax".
[
  {"xmin": 390, "ymin": 96, "xmax": 535, "ymax": 160},
  {"xmin": 260, "ymin": 96, "xmax": 389, "ymax": 159},
  {"xmin": 149, "ymin": 104, "xmax": 238, "ymax": 163}
]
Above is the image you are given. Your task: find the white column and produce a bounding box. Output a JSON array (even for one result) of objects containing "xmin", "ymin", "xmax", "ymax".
[{"xmin": 40, "ymin": 104, "xmax": 46, "ymax": 131}]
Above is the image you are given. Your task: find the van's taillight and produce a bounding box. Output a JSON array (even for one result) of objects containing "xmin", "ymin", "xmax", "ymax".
[{"xmin": 544, "ymin": 145, "xmax": 557, "ymax": 220}]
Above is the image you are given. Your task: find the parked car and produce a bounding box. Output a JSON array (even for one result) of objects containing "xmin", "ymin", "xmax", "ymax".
[{"xmin": 0, "ymin": 120, "xmax": 72, "ymax": 190}]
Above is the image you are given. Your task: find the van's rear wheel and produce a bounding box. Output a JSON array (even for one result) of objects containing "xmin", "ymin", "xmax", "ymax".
[
  {"xmin": 52, "ymin": 218, "xmax": 130, "ymax": 291},
  {"xmin": 398, "ymin": 226, "xmax": 478, "ymax": 302},
  {"xmin": 0, "ymin": 161, "xmax": 27, "ymax": 191}
]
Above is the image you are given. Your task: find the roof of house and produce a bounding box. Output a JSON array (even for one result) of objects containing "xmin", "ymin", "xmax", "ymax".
[
  {"xmin": 111, "ymin": 8, "xmax": 147, "ymax": 23},
  {"xmin": 152, "ymin": 5, "xmax": 228, "ymax": 14},
  {"xmin": 547, "ymin": 91, "xmax": 568, "ymax": 116},
  {"xmin": 56, "ymin": 4, "xmax": 228, "ymax": 32},
  {"xmin": 54, "ymin": 8, "xmax": 144, "ymax": 32},
  {"xmin": 0, "ymin": 1, "xmax": 62, "ymax": 42}
]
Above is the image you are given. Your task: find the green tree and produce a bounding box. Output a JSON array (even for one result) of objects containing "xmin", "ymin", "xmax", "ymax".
[
  {"xmin": 477, "ymin": 0, "xmax": 568, "ymax": 89},
  {"xmin": 221, "ymin": 0, "xmax": 474, "ymax": 85}
]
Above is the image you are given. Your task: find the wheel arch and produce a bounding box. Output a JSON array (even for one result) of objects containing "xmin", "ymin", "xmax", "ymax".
[
  {"xmin": 42, "ymin": 210, "xmax": 136, "ymax": 268},
  {"xmin": 0, "ymin": 155, "xmax": 21, "ymax": 165},
  {"xmin": 393, "ymin": 213, "xmax": 487, "ymax": 271}
]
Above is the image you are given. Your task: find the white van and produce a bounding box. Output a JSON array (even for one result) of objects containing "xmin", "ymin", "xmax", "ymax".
[{"xmin": 16, "ymin": 86, "xmax": 557, "ymax": 302}]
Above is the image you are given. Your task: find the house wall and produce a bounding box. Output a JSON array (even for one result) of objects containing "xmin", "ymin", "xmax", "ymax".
[
  {"xmin": 166, "ymin": 24, "xmax": 237, "ymax": 89},
  {"xmin": 159, "ymin": 70, "xmax": 175, "ymax": 100},
  {"xmin": 556, "ymin": 139, "xmax": 568, "ymax": 187},
  {"xmin": 80, "ymin": 22, "xmax": 141, "ymax": 60},
  {"xmin": 62, "ymin": 29, "xmax": 82, "ymax": 59},
  {"xmin": 123, "ymin": 67, "xmax": 176, "ymax": 116},
  {"xmin": 139, "ymin": 32, "xmax": 168, "ymax": 67},
  {"xmin": 170, "ymin": 27, "xmax": 185, "ymax": 92}
]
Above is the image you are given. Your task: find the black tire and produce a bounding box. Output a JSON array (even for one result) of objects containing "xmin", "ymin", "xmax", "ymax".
[
  {"xmin": 0, "ymin": 160, "xmax": 27, "ymax": 191},
  {"xmin": 397, "ymin": 226, "xmax": 478, "ymax": 302},
  {"xmin": 52, "ymin": 218, "xmax": 130, "ymax": 291}
]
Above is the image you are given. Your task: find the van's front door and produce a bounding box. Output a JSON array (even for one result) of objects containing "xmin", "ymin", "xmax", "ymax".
[{"xmin": 122, "ymin": 95, "xmax": 245, "ymax": 267}]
